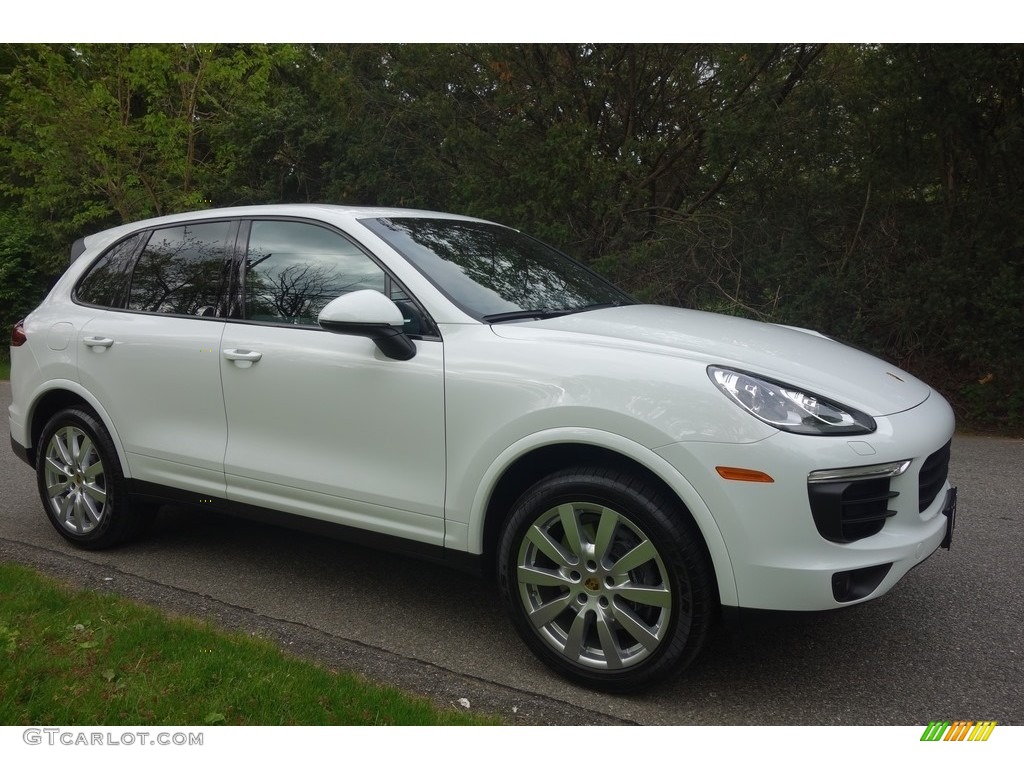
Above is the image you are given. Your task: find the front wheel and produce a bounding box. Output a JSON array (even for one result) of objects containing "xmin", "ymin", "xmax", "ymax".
[
  {"xmin": 36, "ymin": 407, "xmax": 152, "ymax": 550},
  {"xmin": 498, "ymin": 467, "xmax": 714, "ymax": 692}
]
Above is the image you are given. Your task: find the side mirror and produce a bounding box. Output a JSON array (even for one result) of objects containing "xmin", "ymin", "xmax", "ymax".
[{"xmin": 317, "ymin": 290, "xmax": 416, "ymax": 361}]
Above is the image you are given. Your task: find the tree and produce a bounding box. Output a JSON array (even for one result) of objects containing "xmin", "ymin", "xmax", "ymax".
[
  {"xmin": 0, "ymin": 43, "xmax": 282, "ymax": 349},
  {"xmin": 2, "ymin": 43, "xmax": 1021, "ymax": 429}
]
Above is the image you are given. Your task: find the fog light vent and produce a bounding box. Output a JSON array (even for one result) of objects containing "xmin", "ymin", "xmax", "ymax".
[{"xmin": 832, "ymin": 563, "xmax": 893, "ymax": 602}]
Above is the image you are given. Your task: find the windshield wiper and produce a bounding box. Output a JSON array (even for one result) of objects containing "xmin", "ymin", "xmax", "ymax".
[
  {"xmin": 482, "ymin": 303, "xmax": 622, "ymax": 324},
  {"xmin": 482, "ymin": 309, "xmax": 575, "ymax": 323}
]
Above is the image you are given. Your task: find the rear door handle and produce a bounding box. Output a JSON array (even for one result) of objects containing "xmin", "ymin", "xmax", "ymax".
[
  {"xmin": 83, "ymin": 336, "xmax": 114, "ymax": 349},
  {"xmin": 223, "ymin": 348, "xmax": 262, "ymax": 368}
]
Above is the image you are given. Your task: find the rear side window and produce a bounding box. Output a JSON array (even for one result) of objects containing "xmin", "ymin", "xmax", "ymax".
[
  {"xmin": 128, "ymin": 222, "xmax": 233, "ymax": 316},
  {"xmin": 74, "ymin": 233, "xmax": 147, "ymax": 308},
  {"xmin": 243, "ymin": 220, "xmax": 386, "ymax": 325}
]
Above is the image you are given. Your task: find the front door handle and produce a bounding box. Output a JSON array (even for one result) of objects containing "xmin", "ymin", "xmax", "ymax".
[{"xmin": 223, "ymin": 348, "xmax": 263, "ymax": 368}]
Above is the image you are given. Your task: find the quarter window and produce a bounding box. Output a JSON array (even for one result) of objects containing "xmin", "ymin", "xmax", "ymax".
[
  {"xmin": 75, "ymin": 233, "xmax": 147, "ymax": 308},
  {"xmin": 243, "ymin": 220, "xmax": 386, "ymax": 325},
  {"xmin": 128, "ymin": 222, "xmax": 232, "ymax": 316}
]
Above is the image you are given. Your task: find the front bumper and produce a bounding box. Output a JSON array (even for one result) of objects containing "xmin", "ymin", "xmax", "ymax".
[{"xmin": 656, "ymin": 390, "xmax": 956, "ymax": 611}]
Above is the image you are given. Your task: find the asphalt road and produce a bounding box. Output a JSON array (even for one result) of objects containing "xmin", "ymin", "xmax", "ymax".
[{"xmin": 2, "ymin": 381, "xmax": 1021, "ymax": 725}]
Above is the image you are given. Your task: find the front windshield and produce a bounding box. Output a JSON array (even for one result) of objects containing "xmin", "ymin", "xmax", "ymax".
[{"xmin": 361, "ymin": 217, "xmax": 633, "ymax": 320}]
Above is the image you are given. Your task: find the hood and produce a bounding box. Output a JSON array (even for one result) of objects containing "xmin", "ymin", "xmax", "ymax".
[{"xmin": 490, "ymin": 305, "xmax": 931, "ymax": 417}]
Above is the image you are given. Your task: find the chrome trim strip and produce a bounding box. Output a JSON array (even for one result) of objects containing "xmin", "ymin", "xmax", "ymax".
[{"xmin": 807, "ymin": 460, "xmax": 912, "ymax": 484}]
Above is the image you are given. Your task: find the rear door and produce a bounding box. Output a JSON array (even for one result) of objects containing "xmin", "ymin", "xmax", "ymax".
[{"xmin": 75, "ymin": 220, "xmax": 236, "ymax": 499}]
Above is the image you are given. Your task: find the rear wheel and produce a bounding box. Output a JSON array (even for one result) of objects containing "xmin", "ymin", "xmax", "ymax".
[
  {"xmin": 498, "ymin": 467, "xmax": 714, "ymax": 692},
  {"xmin": 36, "ymin": 407, "xmax": 153, "ymax": 549}
]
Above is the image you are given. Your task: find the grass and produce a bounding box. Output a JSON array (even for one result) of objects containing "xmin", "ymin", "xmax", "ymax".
[
  {"xmin": 0, "ymin": 563, "xmax": 497, "ymax": 726},
  {"xmin": 0, "ymin": 357, "xmax": 9, "ymax": 381}
]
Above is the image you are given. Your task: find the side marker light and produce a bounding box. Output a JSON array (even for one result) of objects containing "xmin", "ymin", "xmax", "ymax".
[{"xmin": 716, "ymin": 467, "xmax": 775, "ymax": 483}]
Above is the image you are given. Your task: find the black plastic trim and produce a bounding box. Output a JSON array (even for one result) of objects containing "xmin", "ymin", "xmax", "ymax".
[
  {"xmin": 125, "ymin": 480, "xmax": 485, "ymax": 576},
  {"xmin": 318, "ymin": 319, "xmax": 417, "ymax": 360},
  {"xmin": 919, "ymin": 440, "xmax": 952, "ymax": 512},
  {"xmin": 10, "ymin": 433, "xmax": 33, "ymax": 468},
  {"xmin": 831, "ymin": 563, "xmax": 893, "ymax": 602},
  {"xmin": 808, "ymin": 476, "xmax": 898, "ymax": 543},
  {"xmin": 721, "ymin": 604, "xmax": 854, "ymax": 633},
  {"xmin": 940, "ymin": 487, "xmax": 958, "ymax": 550},
  {"xmin": 70, "ymin": 237, "xmax": 87, "ymax": 264}
]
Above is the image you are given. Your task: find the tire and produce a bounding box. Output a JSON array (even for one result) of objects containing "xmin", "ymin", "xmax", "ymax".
[
  {"xmin": 498, "ymin": 466, "xmax": 714, "ymax": 692},
  {"xmin": 35, "ymin": 407, "xmax": 153, "ymax": 550}
]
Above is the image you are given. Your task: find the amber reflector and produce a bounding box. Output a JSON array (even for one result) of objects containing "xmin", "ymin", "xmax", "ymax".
[{"xmin": 715, "ymin": 466, "xmax": 775, "ymax": 483}]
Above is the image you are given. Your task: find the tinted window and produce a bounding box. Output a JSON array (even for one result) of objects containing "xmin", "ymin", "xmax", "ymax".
[
  {"xmin": 128, "ymin": 222, "xmax": 232, "ymax": 316},
  {"xmin": 244, "ymin": 220, "xmax": 386, "ymax": 325},
  {"xmin": 75, "ymin": 233, "xmax": 147, "ymax": 308}
]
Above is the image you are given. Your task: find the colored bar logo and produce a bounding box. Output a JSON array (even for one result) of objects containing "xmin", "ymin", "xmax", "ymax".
[{"xmin": 921, "ymin": 721, "xmax": 997, "ymax": 741}]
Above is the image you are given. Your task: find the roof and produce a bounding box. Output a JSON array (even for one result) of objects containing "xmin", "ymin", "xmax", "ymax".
[{"xmin": 74, "ymin": 203, "xmax": 491, "ymax": 262}]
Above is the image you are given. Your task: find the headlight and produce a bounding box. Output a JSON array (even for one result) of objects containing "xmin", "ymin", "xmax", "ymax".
[{"xmin": 708, "ymin": 366, "xmax": 876, "ymax": 435}]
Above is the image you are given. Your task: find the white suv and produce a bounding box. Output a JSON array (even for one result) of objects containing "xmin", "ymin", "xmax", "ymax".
[{"xmin": 8, "ymin": 204, "xmax": 958, "ymax": 691}]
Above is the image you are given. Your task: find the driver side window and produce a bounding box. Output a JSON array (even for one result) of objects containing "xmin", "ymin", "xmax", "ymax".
[{"xmin": 243, "ymin": 220, "xmax": 386, "ymax": 325}]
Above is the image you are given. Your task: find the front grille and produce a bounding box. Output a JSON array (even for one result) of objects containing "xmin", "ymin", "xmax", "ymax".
[
  {"xmin": 808, "ymin": 477, "xmax": 899, "ymax": 544},
  {"xmin": 919, "ymin": 440, "xmax": 951, "ymax": 512}
]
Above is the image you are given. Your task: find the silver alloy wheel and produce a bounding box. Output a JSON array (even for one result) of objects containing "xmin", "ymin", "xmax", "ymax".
[
  {"xmin": 43, "ymin": 425, "xmax": 108, "ymax": 535},
  {"xmin": 516, "ymin": 501, "xmax": 673, "ymax": 671}
]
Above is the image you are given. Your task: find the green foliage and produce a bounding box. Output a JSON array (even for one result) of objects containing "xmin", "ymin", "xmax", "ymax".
[
  {"xmin": 0, "ymin": 622, "xmax": 17, "ymax": 654},
  {"xmin": 1, "ymin": 43, "xmax": 1022, "ymax": 430},
  {"xmin": 1, "ymin": 44, "xmax": 282, "ymax": 220}
]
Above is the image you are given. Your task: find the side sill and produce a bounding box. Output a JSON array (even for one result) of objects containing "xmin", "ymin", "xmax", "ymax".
[{"xmin": 126, "ymin": 480, "xmax": 486, "ymax": 577}]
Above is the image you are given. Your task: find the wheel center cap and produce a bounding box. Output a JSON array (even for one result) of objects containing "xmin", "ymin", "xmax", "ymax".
[{"xmin": 584, "ymin": 576, "xmax": 601, "ymax": 592}]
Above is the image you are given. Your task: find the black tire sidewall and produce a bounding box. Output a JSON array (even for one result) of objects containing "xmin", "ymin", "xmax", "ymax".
[
  {"xmin": 36, "ymin": 407, "xmax": 133, "ymax": 550},
  {"xmin": 497, "ymin": 467, "xmax": 713, "ymax": 692}
]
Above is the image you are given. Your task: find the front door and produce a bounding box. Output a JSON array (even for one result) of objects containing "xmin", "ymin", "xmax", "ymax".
[{"xmin": 219, "ymin": 219, "xmax": 446, "ymax": 546}]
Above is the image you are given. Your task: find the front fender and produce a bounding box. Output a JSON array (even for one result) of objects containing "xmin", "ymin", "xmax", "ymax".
[{"xmin": 458, "ymin": 426, "xmax": 738, "ymax": 608}]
